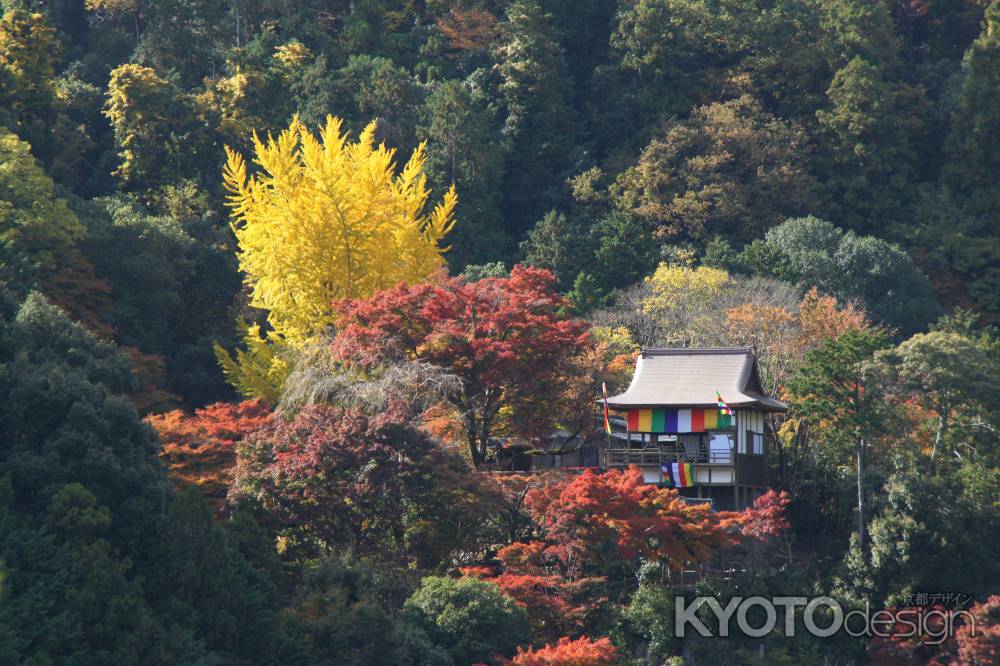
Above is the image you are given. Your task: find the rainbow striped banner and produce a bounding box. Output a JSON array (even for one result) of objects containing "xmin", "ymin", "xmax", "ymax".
[
  {"xmin": 625, "ymin": 408, "xmax": 732, "ymax": 433},
  {"xmin": 662, "ymin": 462, "xmax": 695, "ymax": 487}
]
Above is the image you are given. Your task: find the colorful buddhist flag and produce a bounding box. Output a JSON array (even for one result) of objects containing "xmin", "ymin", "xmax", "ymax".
[
  {"xmin": 715, "ymin": 391, "xmax": 733, "ymax": 415},
  {"xmin": 602, "ymin": 382, "xmax": 611, "ymax": 434},
  {"xmin": 661, "ymin": 462, "xmax": 695, "ymax": 488},
  {"xmin": 715, "ymin": 391, "xmax": 734, "ymax": 429}
]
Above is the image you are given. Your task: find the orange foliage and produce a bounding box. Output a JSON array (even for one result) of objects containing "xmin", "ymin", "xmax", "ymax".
[
  {"xmin": 798, "ymin": 287, "xmax": 870, "ymax": 350},
  {"xmin": 436, "ymin": 8, "xmax": 499, "ymax": 52},
  {"xmin": 40, "ymin": 248, "xmax": 115, "ymax": 339},
  {"xmin": 951, "ymin": 596, "xmax": 1000, "ymax": 666},
  {"xmin": 869, "ymin": 598, "xmax": 1000, "ymax": 666},
  {"xmin": 724, "ymin": 303, "xmax": 797, "ymax": 395},
  {"xmin": 122, "ymin": 346, "xmax": 181, "ymax": 414},
  {"xmin": 509, "ymin": 636, "xmax": 621, "ymax": 666},
  {"xmin": 484, "ymin": 541, "xmax": 605, "ymax": 640},
  {"xmin": 148, "ymin": 400, "xmax": 272, "ymax": 501}
]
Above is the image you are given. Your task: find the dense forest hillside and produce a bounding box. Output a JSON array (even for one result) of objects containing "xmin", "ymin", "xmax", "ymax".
[{"xmin": 1, "ymin": 0, "xmax": 999, "ymax": 664}]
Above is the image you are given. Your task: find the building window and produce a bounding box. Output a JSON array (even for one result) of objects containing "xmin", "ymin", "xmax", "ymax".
[
  {"xmin": 708, "ymin": 432, "xmax": 732, "ymax": 463},
  {"xmin": 751, "ymin": 432, "xmax": 764, "ymax": 455}
]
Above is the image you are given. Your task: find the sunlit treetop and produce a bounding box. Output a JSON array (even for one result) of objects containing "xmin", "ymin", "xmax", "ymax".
[{"xmin": 223, "ymin": 115, "xmax": 457, "ymax": 346}]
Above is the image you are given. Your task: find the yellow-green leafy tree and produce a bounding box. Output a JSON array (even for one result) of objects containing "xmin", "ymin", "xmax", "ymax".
[
  {"xmin": 217, "ymin": 116, "xmax": 457, "ymax": 401},
  {"xmin": 104, "ymin": 63, "xmax": 208, "ymax": 189},
  {"xmin": 641, "ymin": 262, "xmax": 731, "ymax": 346},
  {"xmin": 0, "ymin": 7, "xmax": 60, "ymax": 160}
]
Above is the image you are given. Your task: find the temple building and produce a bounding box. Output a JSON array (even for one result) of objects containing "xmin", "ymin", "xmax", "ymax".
[{"xmin": 603, "ymin": 347, "xmax": 786, "ymax": 510}]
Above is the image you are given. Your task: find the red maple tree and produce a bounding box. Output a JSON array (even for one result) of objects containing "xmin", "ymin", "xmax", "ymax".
[
  {"xmin": 523, "ymin": 466, "xmax": 740, "ymax": 576},
  {"xmin": 463, "ymin": 540, "xmax": 605, "ymax": 641},
  {"xmin": 738, "ymin": 489, "xmax": 791, "ymax": 540},
  {"xmin": 331, "ymin": 266, "xmax": 592, "ymax": 467},
  {"xmin": 951, "ymin": 596, "xmax": 1000, "ymax": 666},
  {"xmin": 230, "ymin": 404, "xmax": 492, "ymax": 567}
]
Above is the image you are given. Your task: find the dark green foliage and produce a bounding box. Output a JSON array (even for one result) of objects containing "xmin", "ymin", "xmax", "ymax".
[
  {"xmin": 0, "ymin": 293, "xmax": 293, "ymax": 664},
  {"xmin": 419, "ymin": 79, "xmax": 510, "ymax": 268},
  {"xmin": 753, "ymin": 216, "xmax": 941, "ymax": 332},
  {"xmin": 0, "ymin": 480, "xmax": 171, "ymax": 665},
  {"xmin": 787, "ymin": 328, "xmax": 893, "ymax": 450},
  {"xmin": 815, "ymin": 57, "xmax": 930, "ymax": 232},
  {"xmin": 151, "ymin": 487, "xmax": 281, "ymax": 662},
  {"xmin": 495, "ymin": 0, "xmax": 580, "ymax": 232},
  {"xmin": 279, "ymin": 557, "xmax": 451, "ymax": 666},
  {"xmin": 335, "ymin": 55, "xmax": 424, "ymax": 148},
  {"xmin": 520, "ymin": 209, "xmax": 591, "ymax": 289},
  {"xmin": 521, "ymin": 209, "xmax": 653, "ymax": 305},
  {"xmin": 402, "ymin": 576, "xmax": 531, "ymax": 664},
  {"xmin": 840, "ymin": 466, "xmax": 1000, "ymax": 605},
  {"xmin": 134, "ymin": 0, "xmax": 228, "ymax": 86},
  {"xmin": 78, "ymin": 189, "xmax": 238, "ymax": 405},
  {"xmin": 944, "ymin": 2, "xmax": 1000, "ymax": 212},
  {"xmin": 589, "ymin": 210, "xmax": 656, "ymax": 296},
  {"xmin": 0, "ymin": 292, "xmax": 167, "ymax": 548}
]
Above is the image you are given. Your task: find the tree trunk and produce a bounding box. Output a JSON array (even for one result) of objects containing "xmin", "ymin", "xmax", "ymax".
[
  {"xmin": 466, "ymin": 415, "xmax": 483, "ymax": 468},
  {"xmin": 856, "ymin": 437, "xmax": 867, "ymax": 561},
  {"xmin": 930, "ymin": 410, "xmax": 948, "ymax": 471}
]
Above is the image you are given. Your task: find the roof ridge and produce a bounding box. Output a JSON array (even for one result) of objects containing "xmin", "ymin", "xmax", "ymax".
[{"xmin": 641, "ymin": 347, "xmax": 752, "ymax": 357}]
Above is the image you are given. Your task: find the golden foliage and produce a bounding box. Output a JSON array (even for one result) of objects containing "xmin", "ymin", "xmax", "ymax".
[
  {"xmin": 84, "ymin": 0, "xmax": 139, "ymax": 12},
  {"xmin": 196, "ymin": 68, "xmax": 268, "ymax": 141},
  {"xmin": 640, "ymin": 263, "xmax": 731, "ymax": 345},
  {"xmin": 272, "ymin": 41, "xmax": 312, "ymax": 66},
  {"xmin": 642, "ymin": 263, "xmax": 730, "ymax": 314},
  {"xmin": 436, "ymin": 8, "xmax": 500, "ymax": 52},
  {"xmin": 223, "ymin": 115, "xmax": 457, "ymax": 346}
]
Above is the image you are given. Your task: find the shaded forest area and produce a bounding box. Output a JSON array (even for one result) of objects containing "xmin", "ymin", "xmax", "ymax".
[{"xmin": 1, "ymin": 0, "xmax": 1000, "ymax": 664}]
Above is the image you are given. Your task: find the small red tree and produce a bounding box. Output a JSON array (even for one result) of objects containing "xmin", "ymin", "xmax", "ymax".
[
  {"xmin": 510, "ymin": 636, "xmax": 621, "ymax": 666},
  {"xmin": 464, "ymin": 541, "xmax": 605, "ymax": 641},
  {"xmin": 466, "ymin": 468, "xmax": 740, "ymax": 641},
  {"xmin": 738, "ymin": 489, "xmax": 791, "ymax": 540},
  {"xmin": 331, "ymin": 266, "xmax": 592, "ymax": 467},
  {"xmin": 148, "ymin": 399, "xmax": 272, "ymax": 500},
  {"xmin": 869, "ymin": 605, "xmax": 957, "ymax": 666},
  {"xmin": 737, "ymin": 488, "xmax": 793, "ymax": 564}
]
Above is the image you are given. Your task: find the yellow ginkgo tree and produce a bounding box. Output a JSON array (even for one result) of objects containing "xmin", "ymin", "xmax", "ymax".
[{"xmin": 216, "ymin": 116, "xmax": 457, "ymax": 401}]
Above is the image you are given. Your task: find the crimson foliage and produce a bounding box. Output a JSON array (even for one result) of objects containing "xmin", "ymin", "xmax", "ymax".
[{"xmin": 331, "ymin": 266, "xmax": 592, "ymax": 466}]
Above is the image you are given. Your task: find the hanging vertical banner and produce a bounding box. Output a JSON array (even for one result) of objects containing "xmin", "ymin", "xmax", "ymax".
[{"xmin": 661, "ymin": 462, "xmax": 695, "ymax": 487}]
